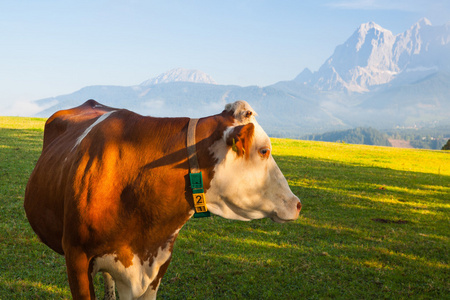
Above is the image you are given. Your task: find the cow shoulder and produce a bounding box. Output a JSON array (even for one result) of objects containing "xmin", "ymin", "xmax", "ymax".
[{"xmin": 43, "ymin": 100, "xmax": 118, "ymax": 149}]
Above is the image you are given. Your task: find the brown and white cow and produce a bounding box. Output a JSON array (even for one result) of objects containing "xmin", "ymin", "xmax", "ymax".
[{"xmin": 24, "ymin": 99, "xmax": 301, "ymax": 300}]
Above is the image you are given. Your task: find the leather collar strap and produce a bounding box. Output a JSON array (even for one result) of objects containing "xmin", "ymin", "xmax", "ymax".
[
  {"xmin": 187, "ymin": 118, "xmax": 211, "ymax": 218},
  {"xmin": 187, "ymin": 118, "xmax": 200, "ymax": 173}
]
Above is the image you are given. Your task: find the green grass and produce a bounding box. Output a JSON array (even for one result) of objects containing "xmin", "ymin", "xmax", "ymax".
[{"xmin": 0, "ymin": 116, "xmax": 449, "ymax": 299}]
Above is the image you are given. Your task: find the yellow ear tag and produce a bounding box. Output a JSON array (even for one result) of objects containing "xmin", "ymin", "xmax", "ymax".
[
  {"xmin": 232, "ymin": 138, "xmax": 238, "ymax": 153},
  {"xmin": 231, "ymin": 138, "xmax": 245, "ymax": 155}
]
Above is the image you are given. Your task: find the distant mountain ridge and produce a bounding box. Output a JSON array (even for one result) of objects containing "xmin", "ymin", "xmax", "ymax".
[
  {"xmin": 33, "ymin": 18, "xmax": 450, "ymax": 137},
  {"xmin": 140, "ymin": 68, "xmax": 217, "ymax": 85}
]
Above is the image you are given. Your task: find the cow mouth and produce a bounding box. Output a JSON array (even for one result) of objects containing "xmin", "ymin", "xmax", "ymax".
[
  {"xmin": 270, "ymin": 215, "xmax": 298, "ymax": 223},
  {"xmin": 270, "ymin": 200, "xmax": 301, "ymax": 223}
]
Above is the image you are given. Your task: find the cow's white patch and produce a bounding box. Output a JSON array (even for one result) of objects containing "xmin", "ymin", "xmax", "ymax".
[
  {"xmin": 72, "ymin": 111, "xmax": 116, "ymax": 151},
  {"xmin": 205, "ymin": 117, "xmax": 300, "ymax": 222},
  {"xmin": 91, "ymin": 229, "xmax": 179, "ymax": 300},
  {"xmin": 92, "ymin": 247, "xmax": 171, "ymax": 299}
]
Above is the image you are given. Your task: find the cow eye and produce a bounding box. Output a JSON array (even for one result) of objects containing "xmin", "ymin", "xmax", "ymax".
[{"xmin": 259, "ymin": 148, "xmax": 270, "ymax": 158}]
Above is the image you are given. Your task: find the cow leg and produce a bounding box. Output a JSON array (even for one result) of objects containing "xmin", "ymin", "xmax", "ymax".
[
  {"xmin": 137, "ymin": 280, "xmax": 159, "ymax": 300},
  {"xmin": 137, "ymin": 287, "xmax": 158, "ymax": 300},
  {"xmin": 115, "ymin": 280, "xmax": 134, "ymax": 300},
  {"xmin": 137, "ymin": 257, "xmax": 172, "ymax": 300},
  {"xmin": 102, "ymin": 272, "xmax": 116, "ymax": 300},
  {"xmin": 64, "ymin": 247, "xmax": 95, "ymax": 300}
]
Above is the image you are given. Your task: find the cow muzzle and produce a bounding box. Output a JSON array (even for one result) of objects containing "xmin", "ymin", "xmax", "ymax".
[{"xmin": 271, "ymin": 196, "xmax": 301, "ymax": 223}]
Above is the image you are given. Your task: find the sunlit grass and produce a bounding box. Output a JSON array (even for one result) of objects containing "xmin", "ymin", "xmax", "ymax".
[
  {"xmin": 1, "ymin": 117, "xmax": 449, "ymax": 299},
  {"xmin": 0, "ymin": 116, "xmax": 46, "ymax": 130}
]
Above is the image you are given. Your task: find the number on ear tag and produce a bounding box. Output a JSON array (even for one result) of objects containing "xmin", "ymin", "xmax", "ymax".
[{"xmin": 193, "ymin": 192, "xmax": 208, "ymax": 213}]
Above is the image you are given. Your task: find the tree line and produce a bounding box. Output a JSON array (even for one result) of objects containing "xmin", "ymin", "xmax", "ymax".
[{"xmin": 302, "ymin": 127, "xmax": 391, "ymax": 146}]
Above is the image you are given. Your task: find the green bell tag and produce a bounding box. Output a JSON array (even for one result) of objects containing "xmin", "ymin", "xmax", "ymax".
[{"xmin": 189, "ymin": 172, "xmax": 211, "ymax": 218}]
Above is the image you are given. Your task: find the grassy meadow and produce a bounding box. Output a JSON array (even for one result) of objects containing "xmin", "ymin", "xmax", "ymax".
[{"xmin": 0, "ymin": 116, "xmax": 449, "ymax": 299}]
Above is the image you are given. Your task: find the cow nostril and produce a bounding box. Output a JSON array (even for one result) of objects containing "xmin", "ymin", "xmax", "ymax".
[{"xmin": 296, "ymin": 202, "xmax": 302, "ymax": 212}]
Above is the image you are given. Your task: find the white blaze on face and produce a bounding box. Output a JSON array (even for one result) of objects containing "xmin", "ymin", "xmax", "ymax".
[{"xmin": 206, "ymin": 101, "xmax": 301, "ymax": 223}]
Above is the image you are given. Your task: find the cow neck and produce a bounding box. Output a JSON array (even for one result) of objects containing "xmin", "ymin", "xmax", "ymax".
[{"xmin": 187, "ymin": 118, "xmax": 211, "ymax": 218}]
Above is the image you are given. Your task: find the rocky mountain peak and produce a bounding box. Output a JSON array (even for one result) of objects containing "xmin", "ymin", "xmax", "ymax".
[{"xmin": 297, "ymin": 18, "xmax": 449, "ymax": 92}]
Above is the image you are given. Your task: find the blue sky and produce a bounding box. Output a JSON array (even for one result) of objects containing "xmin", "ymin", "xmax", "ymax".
[{"xmin": 1, "ymin": 0, "xmax": 449, "ymax": 115}]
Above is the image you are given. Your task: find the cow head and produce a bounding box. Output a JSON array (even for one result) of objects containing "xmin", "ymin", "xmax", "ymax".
[{"xmin": 205, "ymin": 101, "xmax": 301, "ymax": 223}]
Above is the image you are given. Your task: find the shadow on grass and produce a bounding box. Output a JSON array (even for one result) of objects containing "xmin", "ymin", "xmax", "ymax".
[
  {"xmin": 160, "ymin": 155, "xmax": 449, "ymax": 298},
  {"xmin": 163, "ymin": 214, "xmax": 448, "ymax": 299}
]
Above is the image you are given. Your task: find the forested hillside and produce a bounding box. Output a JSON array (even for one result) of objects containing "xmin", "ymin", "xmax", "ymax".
[
  {"xmin": 384, "ymin": 126, "xmax": 450, "ymax": 150},
  {"xmin": 302, "ymin": 127, "xmax": 391, "ymax": 146}
]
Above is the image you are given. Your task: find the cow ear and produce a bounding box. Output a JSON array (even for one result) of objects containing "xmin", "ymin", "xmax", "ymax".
[{"xmin": 226, "ymin": 123, "xmax": 255, "ymax": 158}]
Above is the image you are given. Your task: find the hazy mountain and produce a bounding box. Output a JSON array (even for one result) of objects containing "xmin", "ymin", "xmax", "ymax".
[
  {"xmin": 34, "ymin": 80, "xmax": 344, "ymax": 136},
  {"xmin": 139, "ymin": 68, "xmax": 217, "ymax": 85},
  {"xmin": 32, "ymin": 19, "xmax": 450, "ymax": 136}
]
